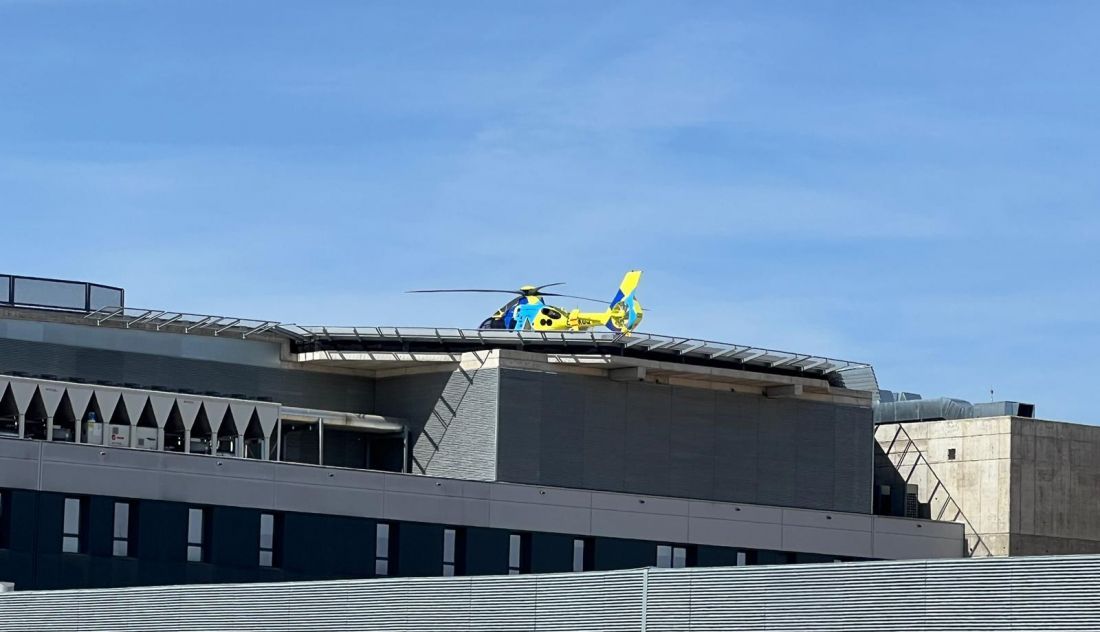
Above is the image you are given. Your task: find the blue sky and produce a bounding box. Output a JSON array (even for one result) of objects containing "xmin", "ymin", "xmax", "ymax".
[{"xmin": 2, "ymin": 2, "xmax": 1098, "ymax": 422}]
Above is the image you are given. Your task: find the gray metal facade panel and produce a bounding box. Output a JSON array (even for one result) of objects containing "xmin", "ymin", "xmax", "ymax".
[
  {"xmin": 496, "ymin": 369, "xmax": 542, "ymax": 483},
  {"xmin": 495, "ymin": 369, "xmax": 872, "ymax": 513},
  {"xmin": 1, "ymin": 555, "xmax": 1099, "ymax": 631},
  {"xmin": 0, "ymin": 318, "xmax": 281, "ymax": 368},
  {"xmin": 623, "ymin": 382, "xmax": 673, "ymax": 497},
  {"xmin": 538, "ymin": 376, "xmax": 586, "ymax": 489},
  {"xmin": 580, "ymin": 379, "xmax": 628, "ymax": 491},
  {"xmin": 0, "ymin": 338, "xmax": 374, "ymax": 412}
]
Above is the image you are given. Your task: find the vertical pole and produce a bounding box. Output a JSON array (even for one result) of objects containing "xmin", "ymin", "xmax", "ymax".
[
  {"xmin": 46, "ymin": 417, "xmax": 54, "ymax": 442},
  {"xmin": 235, "ymin": 436, "xmax": 243, "ymax": 458},
  {"xmin": 641, "ymin": 567, "xmax": 649, "ymax": 632},
  {"xmin": 17, "ymin": 413, "xmax": 25, "ymax": 439},
  {"xmin": 184, "ymin": 428, "xmax": 191, "ymax": 454},
  {"xmin": 261, "ymin": 436, "xmax": 269, "ymax": 461},
  {"xmin": 276, "ymin": 419, "xmax": 283, "ymax": 462},
  {"xmin": 157, "ymin": 428, "xmax": 165, "ymax": 452},
  {"xmin": 402, "ymin": 427, "xmax": 409, "ymax": 473},
  {"xmin": 317, "ymin": 417, "xmax": 324, "ymax": 466}
]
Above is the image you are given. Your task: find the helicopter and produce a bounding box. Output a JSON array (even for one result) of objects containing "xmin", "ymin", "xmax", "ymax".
[{"xmin": 408, "ymin": 270, "xmax": 644, "ymax": 334}]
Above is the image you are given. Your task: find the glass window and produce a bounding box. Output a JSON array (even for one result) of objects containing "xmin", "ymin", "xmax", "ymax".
[
  {"xmin": 259, "ymin": 513, "xmax": 276, "ymax": 567},
  {"xmin": 672, "ymin": 546, "xmax": 687, "ymax": 569},
  {"xmin": 187, "ymin": 508, "xmax": 206, "ymax": 563},
  {"xmin": 736, "ymin": 551, "xmax": 747, "ymax": 566},
  {"xmin": 656, "ymin": 545, "xmax": 688, "ymax": 569},
  {"xmin": 572, "ymin": 538, "xmax": 586, "ymax": 572},
  {"xmin": 443, "ymin": 528, "xmax": 456, "ymax": 577},
  {"xmin": 656, "ymin": 545, "xmax": 671, "ymax": 568},
  {"xmin": 0, "ymin": 276, "xmax": 9, "ymax": 303},
  {"xmin": 112, "ymin": 502, "xmax": 131, "ymax": 557},
  {"xmin": 62, "ymin": 497, "xmax": 82, "ymax": 553},
  {"xmin": 375, "ymin": 523, "xmax": 390, "ymax": 577},
  {"xmin": 508, "ymin": 534, "xmax": 522, "ymax": 575}
]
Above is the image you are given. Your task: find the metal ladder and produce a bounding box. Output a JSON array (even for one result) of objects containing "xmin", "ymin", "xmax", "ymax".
[{"xmin": 882, "ymin": 423, "xmax": 993, "ymax": 557}]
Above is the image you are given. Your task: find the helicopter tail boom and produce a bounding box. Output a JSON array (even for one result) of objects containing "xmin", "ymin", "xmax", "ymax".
[{"xmin": 567, "ymin": 270, "xmax": 644, "ymax": 334}]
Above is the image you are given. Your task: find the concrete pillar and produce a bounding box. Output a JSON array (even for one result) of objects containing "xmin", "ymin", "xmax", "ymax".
[
  {"xmin": 17, "ymin": 413, "xmax": 24, "ymax": 439},
  {"xmin": 184, "ymin": 428, "xmax": 191, "ymax": 454},
  {"xmin": 235, "ymin": 436, "xmax": 243, "ymax": 458},
  {"xmin": 276, "ymin": 419, "xmax": 282, "ymax": 462},
  {"xmin": 317, "ymin": 418, "xmax": 324, "ymax": 466},
  {"xmin": 157, "ymin": 428, "xmax": 165, "ymax": 452},
  {"xmin": 261, "ymin": 436, "xmax": 269, "ymax": 461},
  {"xmin": 46, "ymin": 417, "xmax": 54, "ymax": 442}
]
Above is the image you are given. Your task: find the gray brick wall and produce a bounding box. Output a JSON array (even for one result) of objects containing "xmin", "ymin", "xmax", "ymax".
[
  {"xmin": 375, "ymin": 356, "xmax": 499, "ymax": 481},
  {"xmin": 496, "ymin": 369, "xmax": 872, "ymax": 513}
]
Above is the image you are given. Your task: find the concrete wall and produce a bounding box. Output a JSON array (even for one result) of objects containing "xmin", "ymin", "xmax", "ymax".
[
  {"xmin": 876, "ymin": 416, "xmax": 1100, "ymax": 557},
  {"xmin": 1010, "ymin": 417, "xmax": 1100, "ymax": 555},
  {"xmin": 875, "ymin": 418, "xmax": 1012, "ymax": 556},
  {"xmin": 497, "ymin": 368, "xmax": 872, "ymax": 513}
]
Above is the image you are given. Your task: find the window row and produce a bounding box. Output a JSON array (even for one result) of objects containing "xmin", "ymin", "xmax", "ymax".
[
  {"xmin": 0, "ymin": 493, "xmax": 845, "ymax": 577},
  {"xmin": 49, "ymin": 498, "xmax": 703, "ymax": 575}
]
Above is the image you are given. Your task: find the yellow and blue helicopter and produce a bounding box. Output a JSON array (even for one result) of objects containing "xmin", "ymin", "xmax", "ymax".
[{"xmin": 408, "ymin": 270, "xmax": 644, "ymax": 334}]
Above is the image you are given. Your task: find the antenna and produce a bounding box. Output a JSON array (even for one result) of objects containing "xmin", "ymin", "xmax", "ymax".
[{"xmin": 990, "ymin": 387, "xmax": 994, "ymax": 402}]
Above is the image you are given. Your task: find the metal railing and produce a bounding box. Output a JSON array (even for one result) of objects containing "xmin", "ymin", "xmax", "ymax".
[
  {"xmin": 0, "ymin": 274, "xmax": 124, "ymax": 313},
  {"xmin": 82, "ymin": 305, "xmax": 283, "ymax": 339},
  {"xmin": 288, "ymin": 325, "xmax": 873, "ymax": 376}
]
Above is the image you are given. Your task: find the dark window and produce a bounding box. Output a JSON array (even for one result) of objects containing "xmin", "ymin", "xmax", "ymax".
[
  {"xmin": 443, "ymin": 528, "xmax": 457, "ymax": 576},
  {"xmin": 112, "ymin": 501, "xmax": 134, "ymax": 557},
  {"xmin": 656, "ymin": 545, "xmax": 688, "ymax": 569},
  {"xmin": 62, "ymin": 497, "xmax": 83, "ymax": 553},
  {"xmin": 0, "ymin": 490, "xmax": 10, "ymax": 549},
  {"xmin": 876, "ymin": 484, "xmax": 893, "ymax": 516},
  {"xmin": 948, "ymin": 448, "xmax": 957, "ymax": 460},
  {"xmin": 259, "ymin": 513, "xmax": 279, "ymax": 567},
  {"xmin": 375, "ymin": 523, "xmax": 391, "ymax": 576},
  {"xmin": 736, "ymin": 551, "xmax": 747, "ymax": 566},
  {"xmin": 187, "ymin": 507, "xmax": 208, "ymax": 562}
]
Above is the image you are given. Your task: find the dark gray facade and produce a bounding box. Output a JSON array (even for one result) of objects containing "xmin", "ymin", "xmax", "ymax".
[
  {"xmin": 0, "ymin": 337, "xmax": 374, "ymax": 413},
  {"xmin": 496, "ymin": 368, "xmax": 872, "ymax": 514},
  {"xmin": 0, "ymin": 437, "xmax": 962, "ymax": 593}
]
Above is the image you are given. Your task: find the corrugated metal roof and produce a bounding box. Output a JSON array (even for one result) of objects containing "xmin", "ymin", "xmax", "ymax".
[{"xmin": 1, "ymin": 555, "xmax": 1099, "ymax": 631}]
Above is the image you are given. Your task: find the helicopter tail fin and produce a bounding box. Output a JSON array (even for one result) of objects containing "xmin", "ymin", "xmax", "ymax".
[{"xmin": 605, "ymin": 270, "xmax": 643, "ymax": 333}]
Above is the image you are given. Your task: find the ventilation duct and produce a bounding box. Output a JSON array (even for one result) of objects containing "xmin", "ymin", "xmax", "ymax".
[{"xmin": 874, "ymin": 390, "xmax": 1036, "ymax": 424}]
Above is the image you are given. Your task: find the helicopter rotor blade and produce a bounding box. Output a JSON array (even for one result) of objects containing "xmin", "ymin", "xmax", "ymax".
[
  {"xmin": 535, "ymin": 282, "xmax": 566, "ymax": 291},
  {"xmin": 539, "ymin": 292, "xmax": 607, "ymax": 304},
  {"xmin": 540, "ymin": 292, "xmax": 652, "ymax": 311},
  {"xmin": 406, "ymin": 289, "xmax": 521, "ymax": 295}
]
